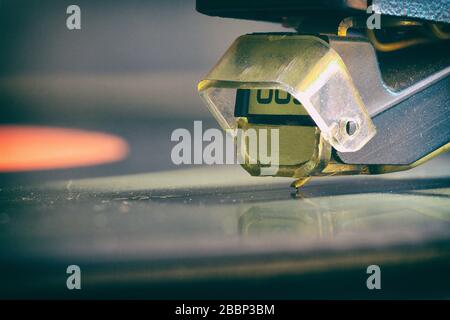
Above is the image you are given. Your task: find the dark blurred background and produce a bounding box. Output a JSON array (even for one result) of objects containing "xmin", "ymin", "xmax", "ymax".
[{"xmin": 0, "ymin": 0, "xmax": 284, "ymax": 185}]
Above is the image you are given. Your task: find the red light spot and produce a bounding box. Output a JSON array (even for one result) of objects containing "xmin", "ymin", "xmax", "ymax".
[{"xmin": 0, "ymin": 125, "xmax": 129, "ymax": 172}]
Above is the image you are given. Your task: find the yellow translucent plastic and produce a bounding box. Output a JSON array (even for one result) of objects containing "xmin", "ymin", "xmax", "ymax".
[{"xmin": 198, "ymin": 34, "xmax": 376, "ymax": 152}]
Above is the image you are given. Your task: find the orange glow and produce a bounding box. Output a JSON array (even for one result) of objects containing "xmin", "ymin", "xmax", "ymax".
[{"xmin": 0, "ymin": 125, "xmax": 129, "ymax": 172}]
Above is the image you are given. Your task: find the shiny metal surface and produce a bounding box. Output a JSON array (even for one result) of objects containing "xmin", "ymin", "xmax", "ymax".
[
  {"xmin": 328, "ymin": 37, "xmax": 450, "ymax": 117},
  {"xmin": 373, "ymin": 0, "xmax": 450, "ymax": 24}
]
